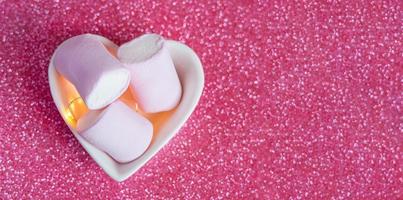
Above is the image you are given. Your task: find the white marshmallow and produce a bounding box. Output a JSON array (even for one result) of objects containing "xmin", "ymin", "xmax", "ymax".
[
  {"xmin": 77, "ymin": 100, "xmax": 153, "ymax": 163},
  {"xmin": 54, "ymin": 34, "xmax": 130, "ymax": 110},
  {"xmin": 117, "ymin": 34, "xmax": 182, "ymax": 113}
]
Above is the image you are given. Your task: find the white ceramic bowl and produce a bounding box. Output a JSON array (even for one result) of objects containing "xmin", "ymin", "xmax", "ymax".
[{"xmin": 48, "ymin": 35, "xmax": 204, "ymax": 182}]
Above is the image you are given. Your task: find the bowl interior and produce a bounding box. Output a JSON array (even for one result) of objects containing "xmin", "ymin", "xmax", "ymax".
[{"xmin": 48, "ymin": 38, "xmax": 204, "ymax": 181}]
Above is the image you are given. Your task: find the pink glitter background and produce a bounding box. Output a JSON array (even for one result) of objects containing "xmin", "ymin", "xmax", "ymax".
[{"xmin": 0, "ymin": 0, "xmax": 402, "ymax": 199}]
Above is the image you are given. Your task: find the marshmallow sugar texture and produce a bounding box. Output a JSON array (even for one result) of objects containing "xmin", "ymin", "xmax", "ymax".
[
  {"xmin": 117, "ymin": 34, "xmax": 182, "ymax": 113},
  {"xmin": 77, "ymin": 100, "xmax": 153, "ymax": 163},
  {"xmin": 53, "ymin": 34, "xmax": 131, "ymax": 110}
]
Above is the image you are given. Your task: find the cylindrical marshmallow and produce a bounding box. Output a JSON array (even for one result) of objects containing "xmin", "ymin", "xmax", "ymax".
[
  {"xmin": 117, "ymin": 34, "xmax": 182, "ymax": 113},
  {"xmin": 53, "ymin": 34, "xmax": 131, "ymax": 110},
  {"xmin": 76, "ymin": 100, "xmax": 153, "ymax": 163}
]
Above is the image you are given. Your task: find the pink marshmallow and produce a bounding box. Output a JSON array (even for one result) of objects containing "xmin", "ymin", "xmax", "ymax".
[
  {"xmin": 77, "ymin": 100, "xmax": 153, "ymax": 163},
  {"xmin": 53, "ymin": 34, "xmax": 130, "ymax": 110},
  {"xmin": 117, "ymin": 34, "xmax": 182, "ymax": 113}
]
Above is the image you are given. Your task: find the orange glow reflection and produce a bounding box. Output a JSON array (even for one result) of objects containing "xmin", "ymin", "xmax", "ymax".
[
  {"xmin": 62, "ymin": 97, "xmax": 89, "ymax": 127},
  {"xmin": 63, "ymin": 107, "xmax": 76, "ymax": 127},
  {"xmin": 68, "ymin": 97, "xmax": 89, "ymax": 121},
  {"xmin": 56, "ymin": 73, "xmax": 89, "ymax": 127}
]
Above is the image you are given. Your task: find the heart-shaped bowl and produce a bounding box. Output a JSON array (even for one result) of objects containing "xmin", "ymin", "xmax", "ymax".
[{"xmin": 48, "ymin": 35, "xmax": 204, "ymax": 182}]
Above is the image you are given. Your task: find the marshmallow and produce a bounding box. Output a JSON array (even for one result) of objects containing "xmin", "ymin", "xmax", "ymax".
[
  {"xmin": 77, "ymin": 100, "xmax": 153, "ymax": 163},
  {"xmin": 117, "ymin": 34, "xmax": 182, "ymax": 113},
  {"xmin": 53, "ymin": 34, "xmax": 130, "ymax": 110}
]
